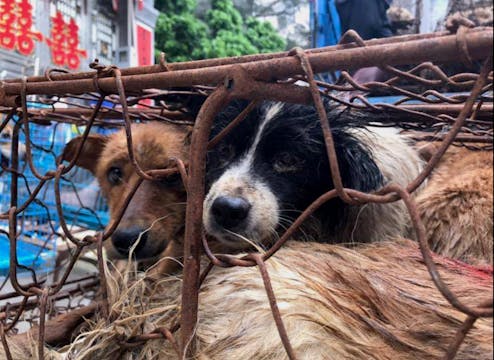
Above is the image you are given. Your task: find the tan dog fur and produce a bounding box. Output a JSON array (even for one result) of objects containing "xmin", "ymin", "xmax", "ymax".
[
  {"xmin": 179, "ymin": 241, "xmax": 493, "ymax": 359},
  {"xmin": 3, "ymin": 240, "xmax": 491, "ymax": 359},
  {"xmin": 61, "ymin": 122, "xmax": 190, "ymax": 275},
  {"xmin": 416, "ymin": 143, "xmax": 493, "ymax": 264}
]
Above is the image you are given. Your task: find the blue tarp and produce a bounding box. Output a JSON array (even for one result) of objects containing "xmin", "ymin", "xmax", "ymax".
[
  {"xmin": 310, "ymin": 0, "xmax": 341, "ymax": 48},
  {"xmin": 0, "ymin": 235, "xmax": 56, "ymax": 276}
]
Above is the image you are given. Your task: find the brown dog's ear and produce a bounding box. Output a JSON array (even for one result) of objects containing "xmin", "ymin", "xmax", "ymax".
[
  {"xmin": 416, "ymin": 142, "xmax": 440, "ymax": 162},
  {"xmin": 183, "ymin": 126, "xmax": 193, "ymax": 147},
  {"xmin": 60, "ymin": 134, "xmax": 108, "ymax": 174}
]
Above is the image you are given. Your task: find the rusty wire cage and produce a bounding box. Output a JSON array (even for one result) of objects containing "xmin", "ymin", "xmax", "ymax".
[{"xmin": 0, "ymin": 20, "xmax": 493, "ymax": 359}]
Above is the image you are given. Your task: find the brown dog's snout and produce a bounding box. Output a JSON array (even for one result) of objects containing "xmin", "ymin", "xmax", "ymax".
[
  {"xmin": 111, "ymin": 226, "xmax": 148, "ymax": 257},
  {"xmin": 211, "ymin": 196, "xmax": 251, "ymax": 230}
]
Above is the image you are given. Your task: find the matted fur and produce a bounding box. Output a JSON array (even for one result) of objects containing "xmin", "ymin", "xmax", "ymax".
[
  {"xmin": 415, "ymin": 144, "xmax": 493, "ymax": 264},
  {"xmin": 5, "ymin": 240, "xmax": 490, "ymax": 360}
]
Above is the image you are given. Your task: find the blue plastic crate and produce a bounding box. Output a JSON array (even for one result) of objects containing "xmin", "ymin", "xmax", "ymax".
[
  {"xmin": 1, "ymin": 120, "xmax": 111, "ymax": 228},
  {"xmin": 1, "ymin": 107, "xmax": 115, "ymax": 275},
  {"xmin": 0, "ymin": 231, "xmax": 57, "ymax": 276}
]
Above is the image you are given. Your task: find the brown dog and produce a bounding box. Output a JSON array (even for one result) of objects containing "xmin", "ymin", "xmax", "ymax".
[
  {"xmin": 61, "ymin": 122, "xmax": 190, "ymax": 275},
  {"xmin": 415, "ymin": 143, "xmax": 493, "ymax": 265}
]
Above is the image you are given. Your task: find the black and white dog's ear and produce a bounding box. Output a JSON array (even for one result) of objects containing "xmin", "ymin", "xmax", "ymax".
[
  {"xmin": 340, "ymin": 141, "xmax": 384, "ymax": 193},
  {"xmin": 326, "ymin": 107, "xmax": 385, "ymax": 194},
  {"xmin": 155, "ymin": 87, "xmax": 208, "ymax": 117}
]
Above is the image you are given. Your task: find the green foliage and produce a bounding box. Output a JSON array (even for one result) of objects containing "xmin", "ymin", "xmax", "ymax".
[
  {"xmin": 154, "ymin": 0, "xmax": 286, "ymax": 62},
  {"xmin": 154, "ymin": 0, "xmax": 196, "ymax": 13},
  {"xmin": 206, "ymin": 0, "xmax": 243, "ymax": 35},
  {"xmin": 245, "ymin": 17, "xmax": 286, "ymax": 53},
  {"xmin": 154, "ymin": 12, "xmax": 209, "ymax": 62},
  {"xmin": 205, "ymin": 30, "xmax": 258, "ymax": 58}
]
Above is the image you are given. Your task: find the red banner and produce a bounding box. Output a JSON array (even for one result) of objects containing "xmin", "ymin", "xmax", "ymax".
[
  {"xmin": 136, "ymin": 24, "xmax": 152, "ymax": 106},
  {"xmin": 45, "ymin": 11, "xmax": 87, "ymax": 70},
  {"xmin": 0, "ymin": 1, "xmax": 87, "ymax": 69},
  {"xmin": 136, "ymin": 24, "xmax": 152, "ymax": 67},
  {"xmin": 0, "ymin": 0, "xmax": 43, "ymax": 55}
]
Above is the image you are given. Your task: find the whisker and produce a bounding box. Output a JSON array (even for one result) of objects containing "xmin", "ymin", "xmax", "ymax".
[
  {"xmin": 224, "ymin": 229, "xmax": 265, "ymax": 253},
  {"xmin": 161, "ymin": 201, "xmax": 188, "ymax": 207},
  {"xmin": 349, "ymin": 203, "xmax": 369, "ymax": 245},
  {"xmin": 127, "ymin": 214, "xmax": 174, "ymax": 262},
  {"xmin": 278, "ymin": 208, "xmax": 303, "ymax": 215},
  {"xmin": 277, "ymin": 215, "xmax": 314, "ymax": 242}
]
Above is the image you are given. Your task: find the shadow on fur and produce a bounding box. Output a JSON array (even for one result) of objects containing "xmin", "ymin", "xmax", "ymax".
[{"xmin": 414, "ymin": 143, "xmax": 493, "ymax": 265}]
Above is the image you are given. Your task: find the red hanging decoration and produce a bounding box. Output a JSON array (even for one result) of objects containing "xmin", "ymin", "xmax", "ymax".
[
  {"xmin": 45, "ymin": 11, "xmax": 87, "ymax": 69},
  {"xmin": 0, "ymin": 0, "xmax": 43, "ymax": 55}
]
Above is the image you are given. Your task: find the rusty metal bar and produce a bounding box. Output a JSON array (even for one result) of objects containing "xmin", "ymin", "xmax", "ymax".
[
  {"xmin": 396, "ymin": 103, "xmax": 493, "ymax": 117},
  {"xmin": 4, "ymin": 29, "xmax": 481, "ymax": 85},
  {"xmin": 96, "ymin": 233, "xmax": 109, "ymax": 320},
  {"xmin": 444, "ymin": 315, "xmax": 477, "ymax": 360},
  {"xmin": 0, "ymin": 323, "xmax": 13, "ymax": 360},
  {"xmin": 0, "ymin": 275, "xmax": 99, "ymax": 306},
  {"xmin": 9, "ymin": 107, "xmax": 193, "ymax": 120},
  {"xmin": 0, "ymin": 29, "xmax": 491, "ymax": 100},
  {"xmin": 37, "ymin": 289, "xmax": 49, "ymax": 360},
  {"xmin": 180, "ymin": 86, "xmax": 232, "ymax": 357},
  {"xmin": 407, "ymin": 56, "xmax": 492, "ymax": 194},
  {"xmin": 251, "ymin": 253, "xmax": 297, "ymax": 360},
  {"xmin": 6, "ymin": 103, "xmax": 493, "ymax": 121},
  {"xmin": 407, "ymin": 132, "xmax": 493, "ymax": 143}
]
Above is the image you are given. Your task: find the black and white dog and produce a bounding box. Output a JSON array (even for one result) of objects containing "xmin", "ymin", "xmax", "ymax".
[{"xmin": 203, "ymin": 100, "xmax": 423, "ymax": 249}]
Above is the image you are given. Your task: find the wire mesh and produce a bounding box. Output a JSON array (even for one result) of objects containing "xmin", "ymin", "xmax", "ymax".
[{"xmin": 0, "ymin": 22, "xmax": 492, "ymax": 360}]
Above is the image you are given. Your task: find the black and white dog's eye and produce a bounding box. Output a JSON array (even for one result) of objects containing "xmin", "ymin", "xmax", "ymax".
[
  {"xmin": 212, "ymin": 143, "xmax": 236, "ymax": 168},
  {"xmin": 107, "ymin": 166, "xmax": 123, "ymax": 185},
  {"xmin": 273, "ymin": 152, "xmax": 303, "ymax": 173}
]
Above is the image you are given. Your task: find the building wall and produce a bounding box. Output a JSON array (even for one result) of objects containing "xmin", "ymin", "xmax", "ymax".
[
  {"xmin": 386, "ymin": 0, "xmax": 448, "ymax": 33},
  {"xmin": 391, "ymin": 0, "xmax": 492, "ymax": 33},
  {"xmin": 0, "ymin": 0, "xmax": 158, "ymax": 81}
]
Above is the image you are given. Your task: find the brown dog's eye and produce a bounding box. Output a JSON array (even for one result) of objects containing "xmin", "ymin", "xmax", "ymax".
[
  {"xmin": 107, "ymin": 166, "xmax": 123, "ymax": 185},
  {"xmin": 273, "ymin": 152, "xmax": 303, "ymax": 173}
]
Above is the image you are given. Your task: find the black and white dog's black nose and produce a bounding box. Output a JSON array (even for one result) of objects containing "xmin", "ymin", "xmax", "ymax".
[{"xmin": 211, "ymin": 196, "xmax": 251, "ymax": 230}]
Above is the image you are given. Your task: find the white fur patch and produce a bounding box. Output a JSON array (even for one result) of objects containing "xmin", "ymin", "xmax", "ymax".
[
  {"xmin": 203, "ymin": 103, "xmax": 283, "ymax": 248},
  {"xmin": 342, "ymin": 126, "xmax": 425, "ymax": 243},
  {"xmin": 353, "ymin": 126, "xmax": 424, "ymax": 188}
]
